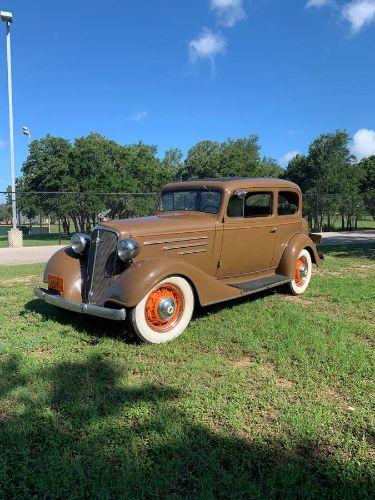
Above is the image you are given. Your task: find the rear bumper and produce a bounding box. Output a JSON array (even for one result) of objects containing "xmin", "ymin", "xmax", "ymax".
[{"xmin": 34, "ymin": 287, "xmax": 126, "ymax": 321}]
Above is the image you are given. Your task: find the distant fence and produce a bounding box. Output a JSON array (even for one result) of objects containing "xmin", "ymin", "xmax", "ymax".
[{"xmin": 0, "ymin": 191, "xmax": 374, "ymax": 243}]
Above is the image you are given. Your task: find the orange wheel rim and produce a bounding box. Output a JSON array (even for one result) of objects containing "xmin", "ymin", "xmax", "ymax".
[
  {"xmin": 145, "ymin": 283, "xmax": 184, "ymax": 332},
  {"xmin": 295, "ymin": 256, "xmax": 308, "ymax": 286}
]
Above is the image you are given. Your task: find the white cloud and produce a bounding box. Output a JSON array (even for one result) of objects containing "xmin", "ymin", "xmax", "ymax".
[
  {"xmin": 188, "ymin": 29, "xmax": 226, "ymax": 65},
  {"xmin": 279, "ymin": 151, "xmax": 301, "ymax": 165},
  {"xmin": 210, "ymin": 0, "xmax": 246, "ymax": 27},
  {"xmin": 127, "ymin": 111, "xmax": 148, "ymax": 122},
  {"xmin": 306, "ymin": 0, "xmax": 332, "ymax": 7},
  {"xmin": 351, "ymin": 128, "xmax": 375, "ymax": 159},
  {"xmin": 0, "ymin": 139, "xmax": 6, "ymax": 149},
  {"xmin": 342, "ymin": 0, "xmax": 375, "ymax": 33}
]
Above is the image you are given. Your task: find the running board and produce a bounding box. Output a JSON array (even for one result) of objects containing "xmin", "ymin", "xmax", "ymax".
[{"xmin": 229, "ymin": 274, "xmax": 291, "ymax": 295}]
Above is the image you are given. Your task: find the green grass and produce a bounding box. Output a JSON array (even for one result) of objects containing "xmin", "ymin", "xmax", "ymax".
[
  {"xmin": 0, "ymin": 233, "xmax": 70, "ymax": 248},
  {"xmin": 0, "ymin": 244, "xmax": 374, "ymax": 498},
  {"xmin": 315, "ymin": 217, "xmax": 375, "ymax": 231}
]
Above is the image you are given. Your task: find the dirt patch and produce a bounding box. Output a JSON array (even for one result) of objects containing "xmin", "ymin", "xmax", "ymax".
[
  {"xmin": 233, "ymin": 356, "xmax": 252, "ymax": 369},
  {"xmin": 0, "ymin": 275, "xmax": 38, "ymax": 286},
  {"xmin": 259, "ymin": 362, "xmax": 294, "ymax": 388},
  {"xmin": 282, "ymin": 296, "xmax": 314, "ymax": 305},
  {"xmin": 31, "ymin": 347, "xmax": 50, "ymax": 359},
  {"xmin": 318, "ymin": 385, "xmax": 358, "ymax": 412}
]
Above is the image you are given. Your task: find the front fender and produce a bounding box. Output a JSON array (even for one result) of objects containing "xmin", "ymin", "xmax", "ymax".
[
  {"xmin": 104, "ymin": 257, "xmax": 241, "ymax": 308},
  {"xmin": 276, "ymin": 233, "xmax": 322, "ymax": 278},
  {"xmin": 43, "ymin": 246, "xmax": 85, "ymax": 302}
]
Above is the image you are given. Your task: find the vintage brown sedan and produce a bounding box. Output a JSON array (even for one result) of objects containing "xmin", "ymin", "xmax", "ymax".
[{"xmin": 35, "ymin": 178, "xmax": 322, "ymax": 343}]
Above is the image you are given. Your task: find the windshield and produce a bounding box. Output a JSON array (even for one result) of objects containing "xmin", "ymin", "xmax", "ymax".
[{"xmin": 159, "ymin": 188, "xmax": 222, "ymax": 214}]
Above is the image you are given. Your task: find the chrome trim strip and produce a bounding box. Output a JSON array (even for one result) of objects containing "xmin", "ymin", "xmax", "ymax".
[
  {"xmin": 143, "ymin": 235, "xmax": 208, "ymax": 246},
  {"xmin": 178, "ymin": 249, "xmax": 207, "ymax": 256},
  {"xmin": 88, "ymin": 227, "xmax": 100, "ymax": 304},
  {"xmin": 34, "ymin": 287, "xmax": 126, "ymax": 321},
  {"xmin": 163, "ymin": 242, "xmax": 208, "ymax": 251}
]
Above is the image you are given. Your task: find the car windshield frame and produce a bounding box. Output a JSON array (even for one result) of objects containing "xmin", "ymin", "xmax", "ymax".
[{"xmin": 158, "ymin": 187, "xmax": 223, "ymax": 215}]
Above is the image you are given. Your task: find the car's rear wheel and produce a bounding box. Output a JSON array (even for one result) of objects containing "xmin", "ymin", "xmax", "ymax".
[
  {"xmin": 289, "ymin": 248, "xmax": 312, "ymax": 295},
  {"xmin": 130, "ymin": 276, "xmax": 194, "ymax": 344}
]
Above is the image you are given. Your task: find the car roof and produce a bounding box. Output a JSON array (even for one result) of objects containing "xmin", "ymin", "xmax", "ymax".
[{"xmin": 162, "ymin": 177, "xmax": 300, "ymax": 191}]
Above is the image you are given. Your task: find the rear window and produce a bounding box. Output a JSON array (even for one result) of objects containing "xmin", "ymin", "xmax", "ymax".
[
  {"xmin": 227, "ymin": 191, "xmax": 274, "ymax": 218},
  {"xmin": 278, "ymin": 191, "xmax": 299, "ymax": 215},
  {"xmin": 245, "ymin": 192, "xmax": 273, "ymax": 218}
]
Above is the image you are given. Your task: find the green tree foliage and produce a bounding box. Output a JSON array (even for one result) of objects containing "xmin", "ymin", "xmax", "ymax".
[
  {"xmin": 17, "ymin": 133, "xmax": 177, "ymax": 233},
  {"xmin": 284, "ymin": 131, "xmax": 367, "ymax": 230},
  {"xmin": 179, "ymin": 136, "xmax": 282, "ymax": 180},
  {"xmin": 358, "ymin": 155, "xmax": 375, "ymax": 220},
  {"xmin": 20, "ymin": 135, "xmax": 72, "ymax": 192}
]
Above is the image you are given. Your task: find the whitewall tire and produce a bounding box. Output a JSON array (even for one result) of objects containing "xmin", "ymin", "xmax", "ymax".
[
  {"xmin": 130, "ymin": 276, "xmax": 194, "ymax": 344},
  {"xmin": 289, "ymin": 248, "xmax": 312, "ymax": 295}
]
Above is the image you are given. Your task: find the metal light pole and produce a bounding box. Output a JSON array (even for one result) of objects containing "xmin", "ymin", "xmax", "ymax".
[
  {"xmin": 1, "ymin": 11, "xmax": 16, "ymax": 229},
  {"xmin": 1, "ymin": 11, "xmax": 21, "ymax": 246}
]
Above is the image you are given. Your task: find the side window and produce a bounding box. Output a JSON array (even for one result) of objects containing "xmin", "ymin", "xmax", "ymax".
[
  {"xmin": 244, "ymin": 192, "xmax": 273, "ymax": 218},
  {"xmin": 227, "ymin": 195, "xmax": 244, "ymax": 217},
  {"xmin": 278, "ymin": 191, "xmax": 299, "ymax": 215}
]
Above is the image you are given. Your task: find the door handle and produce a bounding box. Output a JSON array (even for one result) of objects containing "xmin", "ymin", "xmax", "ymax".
[{"xmin": 270, "ymin": 227, "xmax": 277, "ymax": 233}]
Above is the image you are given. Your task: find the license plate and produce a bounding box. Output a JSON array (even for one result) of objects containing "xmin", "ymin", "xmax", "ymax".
[{"xmin": 48, "ymin": 274, "xmax": 64, "ymax": 293}]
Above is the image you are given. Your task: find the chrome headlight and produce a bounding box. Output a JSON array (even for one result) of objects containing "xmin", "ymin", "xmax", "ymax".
[
  {"xmin": 71, "ymin": 233, "xmax": 91, "ymax": 255},
  {"xmin": 117, "ymin": 238, "xmax": 140, "ymax": 262}
]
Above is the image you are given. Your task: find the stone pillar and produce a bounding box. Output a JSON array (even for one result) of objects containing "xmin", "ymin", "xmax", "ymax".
[{"xmin": 7, "ymin": 228, "xmax": 23, "ymax": 248}]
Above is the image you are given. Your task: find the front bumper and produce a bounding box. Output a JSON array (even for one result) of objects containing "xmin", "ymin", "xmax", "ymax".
[{"xmin": 34, "ymin": 287, "xmax": 126, "ymax": 321}]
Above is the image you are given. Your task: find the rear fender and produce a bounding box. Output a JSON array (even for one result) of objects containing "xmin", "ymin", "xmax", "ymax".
[
  {"xmin": 104, "ymin": 257, "xmax": 241, "ymax": 308},
  {"xmin": 276, "ymin": 233, "xmax": 322, "ymax": 278}
]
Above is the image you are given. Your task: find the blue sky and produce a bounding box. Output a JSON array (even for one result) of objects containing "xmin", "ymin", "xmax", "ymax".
[{"xmin": 0, "ymin": 0, "xmax": 375, "ymax": 189}]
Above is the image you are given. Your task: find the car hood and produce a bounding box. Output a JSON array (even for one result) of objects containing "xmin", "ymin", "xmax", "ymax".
[{"xmin": 100, "ymin": 212, "xmax": 218, "ymax": 239}]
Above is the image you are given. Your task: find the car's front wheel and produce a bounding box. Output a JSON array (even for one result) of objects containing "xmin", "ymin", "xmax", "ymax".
[
  {"xmin": 289, "ymin": 248, "xmax": 312, "ymax": 295},
  {"xmin": 130, "ymin": 276, "xmax": 194, "ymax": 344}
]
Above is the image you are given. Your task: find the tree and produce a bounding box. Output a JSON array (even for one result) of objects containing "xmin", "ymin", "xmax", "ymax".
[
  {"xmin": 20, "ymin": 135, "xmax": 72, "ymax": 192},
  {"xmin": 18, "ymin": 133, "xmax": 177, "ymax": 233},
  {"xmin": 284, "ymin": 131, "xmax": 364, "ymax": 230},
  {"xmin": 358, "ymin": 155, "xmax": 375, "ymax": 221},
  {"xmin": 179, "ymin": 136, "xmax": 282, "ymax": 181},
  {"xmin": 18, "ymin": 135, "xmax": 73, "ymax": 233}
]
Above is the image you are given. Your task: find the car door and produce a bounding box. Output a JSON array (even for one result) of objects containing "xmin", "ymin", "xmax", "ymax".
[
  {"xmin": 272, "ymin": 189, "xmax": 302, "ymax": 265},
  {"xmin": 216, "ymin": 190, "xmax": 277, "ymax": 278}
]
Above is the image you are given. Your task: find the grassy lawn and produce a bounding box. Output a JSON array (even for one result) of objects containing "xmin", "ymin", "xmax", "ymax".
[
  {"xmin": 0, "ymin": 244, "xmax": 374, "ymax": 498},
  {"xmin": 324, "ymin": 219, "xmax": 375, "ymax": 231},
  {"xmin": 0, "ymin": 233, "xmax": 70, "ymax": 248}
]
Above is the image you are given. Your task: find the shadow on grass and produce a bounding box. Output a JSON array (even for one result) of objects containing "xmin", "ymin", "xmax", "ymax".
[
  {"xmin": 319, "ymin": 243, "xmax": 375, "ymax": 260},
  {"xmin": 26, "ymin": 288, "xmax": 280, "ymax": 338},
  {"xmin": 23, "ymin": 299, "xmax": 138, "ymax": 344},
  {"xmin": 0, "ymin": 355, "xmax": 372, "ymax": 498}
]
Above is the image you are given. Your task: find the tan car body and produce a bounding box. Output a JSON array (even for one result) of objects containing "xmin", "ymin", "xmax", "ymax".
[{"xmin": 39, "ymin": 178, "xmax": 321, "ymax": 313}]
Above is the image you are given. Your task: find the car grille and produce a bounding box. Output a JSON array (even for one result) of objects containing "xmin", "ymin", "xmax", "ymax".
[{"xmin": 85, "ymin": 227, "xmax": 118, "ymax": 305}]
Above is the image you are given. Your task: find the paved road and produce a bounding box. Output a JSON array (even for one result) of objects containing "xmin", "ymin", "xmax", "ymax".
[
  {"xmin": 0, "ymin": 245, "xmax": 65, "ymax": 266},
  {"xmin": 320, "ymin": 230, "xmax": 375, "ymax": 246}
]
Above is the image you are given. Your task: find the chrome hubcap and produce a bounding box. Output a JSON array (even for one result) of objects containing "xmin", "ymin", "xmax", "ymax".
[
  {"xmin": 158, "ymin": 297, "xmax": 176, "ymax": 320},
  {"xmin": 300, "ymin": 264, "xmax": 307, "ymax": 280}
]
